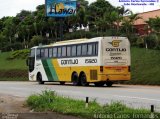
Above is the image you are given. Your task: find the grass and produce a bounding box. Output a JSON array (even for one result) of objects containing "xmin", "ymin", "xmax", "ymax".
[
  {"xmin": 0, "ymin": 51, "xmax": 28, "ymax": 81},
  {"xmin": 128, "ymin": 47, "xmax": 160, "ymax": 85},
  {"xmin": 27, "ymin": 90, "xmax": 152, "ymax": 119},
  {"xmin": 0, "ymin": 51, "xmax": 27, "ymax": 70}
]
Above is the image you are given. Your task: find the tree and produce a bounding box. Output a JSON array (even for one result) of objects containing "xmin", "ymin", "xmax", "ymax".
[
  {"xmin": 146, "ymin": 17, "xmax": 160, "ymax": 34},
  {"xmin": 121, "ymin": 12, "xmax": 141, "ymax": 36},
  {"xmin": 29, "ymin": 35, "xmax": 43, "ymax": 47},
  {"xmin": 114, "ymin": 6, "xmax": 131, "ymax": 33},
  {"xmin": 88, "ymin": 0, "xmax": 114, "ymax": 32}
]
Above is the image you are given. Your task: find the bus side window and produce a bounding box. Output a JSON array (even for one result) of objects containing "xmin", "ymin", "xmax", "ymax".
[
  {"xmin": 87, "ymin": 44, "xmax": 93, "ymax": 55},
  {"xmin": 36, "ymin": 49, "xmax": 40, "ymax": 59},
  {"xmin": 77, "ymin": 45, "xmax": 81, "ymax": 56},
  {"xmin": 53, "ymin": 47, "xmax": 57, "ymax": 58},
  {"xmin": 49, "ymin": 48, "xmax": 52, "ymax": 58},
  {"xmin": 92, "ymin": 43, "xmax": 96, "ymax": 56},
  {"xmin": 82, "ymin": 44, "xmax": 87, "ymax": 56},
  {"xmin": 40, "ymin": 49, "xmax": 45, "ymax": 58},
  {"xmin": 71, "ymin": 45, "xmax": 77, "ymax": 57},
  {"xmin": 58, "ymin": 47, "xmax": 62, "ymax": 58},
  {"xmin": 62, "ymin": 46, "xmax": 66, "ymax": 57},
  {"xmin": 95, "ymin": 42, "xmax": 98, "ymax": 55},
  {"xmin": 44, "ymin": 48, "xmax": 48, "ymax": 58},
  {"xmin": 67, "ymin": 46, "xmax": 71, "ymax": 57}
]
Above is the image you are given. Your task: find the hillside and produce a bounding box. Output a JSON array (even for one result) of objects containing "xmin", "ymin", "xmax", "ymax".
[
  {"xmin": 0, "ymin": 51, "xmax": 28, "ymax": 81},
  {"xmin": 129, "ymin": 47, "xmax": 160, "ymax": 85},
  {"xmin": 0, "ymin": 51, "xmax": 28, "ymax": 70},
  {"xmin": 0, "ymin": 47, "xmax": 160, "ymax": 84}
]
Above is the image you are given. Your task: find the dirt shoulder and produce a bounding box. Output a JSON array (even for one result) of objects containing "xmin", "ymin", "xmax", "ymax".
[
  {"xmin": 0, "ymin": 94, "xmax": 28, "ymax": 113},
  {"xmin": 0, "ymin": 94, "xmax": 82, "ymax": 119}
]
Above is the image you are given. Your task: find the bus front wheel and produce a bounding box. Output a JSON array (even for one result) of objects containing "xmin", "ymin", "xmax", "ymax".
[
  {"xmin": 37, "ymin": 73, "xmax": 44, "ymax": 84},
  {"xmin": 72, "ymin": 73, "xmax": 80, "ymax": 86},
  {"xmin": 60, "ymin": 82, "xmax": 65, "ymax": 85},
  {"xmin": 80, "ymin": 73, "xmax": 89, "ymax": 86}
]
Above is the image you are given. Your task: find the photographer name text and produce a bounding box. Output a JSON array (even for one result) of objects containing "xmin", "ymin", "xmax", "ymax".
[{"xmin": 119, "ymin": 0, "xmax": 159, "ymax": 6}]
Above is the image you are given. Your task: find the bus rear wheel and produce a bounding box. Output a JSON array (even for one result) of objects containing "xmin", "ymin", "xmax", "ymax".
[
  {"xmin": 80, "ymin": 73, "xmax": 89, "ymax": 86},
  {"xmin": 37, "ymin": 73, "xmax": 44, "ymax": 84},
  {"xmin": 72, "ymin": 73, "xmax": 80, "ymax": 86},
  {"xmin": 106, "ymin": 81, "xmax": 113, "ymax": 87},
  {"xmin": 94, "ymin": 82, "xmax": 105, "ymax": 87}
]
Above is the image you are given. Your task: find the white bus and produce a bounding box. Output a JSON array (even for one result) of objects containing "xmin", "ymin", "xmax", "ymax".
[{"xmin": 27, "ymin": 37, "xmax": 131, "ymax": 86}]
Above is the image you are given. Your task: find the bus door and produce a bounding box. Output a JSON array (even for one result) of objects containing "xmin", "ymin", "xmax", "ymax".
[{"xmin": 27, "ymin": 48, "xmax": 35, "ymax": 72}]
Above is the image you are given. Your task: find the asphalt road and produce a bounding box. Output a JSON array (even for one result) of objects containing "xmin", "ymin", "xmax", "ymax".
[{"xmin": 0, "ymin": 81, "xmax": 160, "ymax": 111}]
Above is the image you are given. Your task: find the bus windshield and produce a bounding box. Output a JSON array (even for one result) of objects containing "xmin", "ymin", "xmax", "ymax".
[{"xmin": 27, "ymin": 48, "xmax": 35, "ymax": 72}]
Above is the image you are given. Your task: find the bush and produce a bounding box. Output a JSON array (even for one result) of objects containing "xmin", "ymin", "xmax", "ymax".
[
  {"xmin": 29, "ymin": 35, "xmax": 43, "ymax": 47},
  {"xmin": 144, "ymin": 33, "xmax": 159, "ymax": 49},
  {"xmin": 128, "ymin": 34, "xmax": 139, "ymax": 46},
  {"xmin": 27, "ymin": 90, "xmax": 56, "ymax": 111},
  {"xmin": 136, "ymin": 37, "xmax": 144, "ymax": 48},
  {"xmin": 7, "ymin": 49, "xmax": 30, "ymax": 60}
]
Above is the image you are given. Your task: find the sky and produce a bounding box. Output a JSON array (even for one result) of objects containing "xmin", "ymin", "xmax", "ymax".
[{"xmin": 0, "ymin": 0, "xmax": 160, "ymax": 18}]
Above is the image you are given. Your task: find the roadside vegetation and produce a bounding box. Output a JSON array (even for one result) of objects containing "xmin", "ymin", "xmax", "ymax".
[
  {"xmin": 27, "ymin": 90, "xmax": 151, "ymax": 119},
  {"xmin": 0, "ymin": 49, "xmax": 28, "ymax": 81},
  {"xmin": 128, "ymin": 47, "xmax": 160, "ymax": 85},
  {"xmin": 0, "ymin": 0, "xmax": 160, "ymax": 52}
]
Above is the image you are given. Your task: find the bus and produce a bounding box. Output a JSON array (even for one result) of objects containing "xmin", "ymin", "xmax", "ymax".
[{"xmin": 27, "ymin": 37, "xmax": 131, "ymax": 86}]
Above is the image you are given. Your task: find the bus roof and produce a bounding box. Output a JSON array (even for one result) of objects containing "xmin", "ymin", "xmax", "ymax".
[{"xmin": 31, "ymin": 37, "xmax": 128, "ymax": 49}]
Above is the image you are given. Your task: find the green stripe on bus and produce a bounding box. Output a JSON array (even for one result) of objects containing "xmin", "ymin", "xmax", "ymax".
[
  {"xmin": 47, "ymin": 59, "xmax": 59, "ymax": 81},
  {"xmin": 42, "ymin": 60, "xmax": 53, "ymax": 81}
]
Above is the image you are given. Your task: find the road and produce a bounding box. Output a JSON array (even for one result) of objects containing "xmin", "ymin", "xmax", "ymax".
[{"xmin": 0, "ymin": 81, "xmax": 160, "ymax": 111}]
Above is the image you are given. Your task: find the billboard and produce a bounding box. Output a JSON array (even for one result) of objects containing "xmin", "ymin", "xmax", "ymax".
[{"xmin": 45, "ymin": 0, "xmax": 77, "ymax": 17}]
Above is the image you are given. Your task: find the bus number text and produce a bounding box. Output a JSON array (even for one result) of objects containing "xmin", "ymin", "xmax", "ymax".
[{"xmin": 85, "ymin": 59, "xmax": 97, "ymax": 63}]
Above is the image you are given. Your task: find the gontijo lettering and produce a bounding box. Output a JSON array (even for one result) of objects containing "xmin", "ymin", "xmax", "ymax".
[
  {"xmin": 106, "ymin": 48, "xmax": 126, "ymax": 52},
  {"xmin": 61, "ymin": 59, "xmax": 78, "ymax": 65}
]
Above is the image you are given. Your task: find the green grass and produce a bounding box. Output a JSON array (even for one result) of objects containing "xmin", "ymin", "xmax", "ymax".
[
  {"xmin": 27, "ymin": 90, "xmax": 151, "ymax": 119},
  {"xmin": 128, "ymin": 47, "xmax": 160, "ymax": 85},
  {"xmin": 0, "ymin": 51, "xmax": 27, "ymax": 70}
]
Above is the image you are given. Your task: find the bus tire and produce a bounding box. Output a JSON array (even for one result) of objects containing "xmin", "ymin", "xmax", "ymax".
[
  {"xmin": 72, "ymin": 73, "xmax": 80, "ymax": 86},
  {"xmin": 60, "ymin": 82, "xmax": 65, "ymax": 85},
  {"xmin": 37, "ymin": 73, "xmax": 44, "ymax": 84},
  {"xmin": 106, "ymin": 81, "xmax": 113, "ymax": 87},
  {"xmin": 80, "ymin": 73, "xmax": 89, "ymax": 86},
  {"xmin": 94, "ymin": 82, "xmax": 105, "ymax": 87}
]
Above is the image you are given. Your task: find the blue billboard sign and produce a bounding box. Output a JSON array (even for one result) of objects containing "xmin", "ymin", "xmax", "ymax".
[{"xmin": 45, "ymin": 0, "xmax": 77, "ymax": 17}]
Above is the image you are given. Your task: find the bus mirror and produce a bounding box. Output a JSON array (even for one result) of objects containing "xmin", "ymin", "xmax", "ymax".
[{"xmin": 26, "ymin": 59, "xmax": 29, "ymax": 66}]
